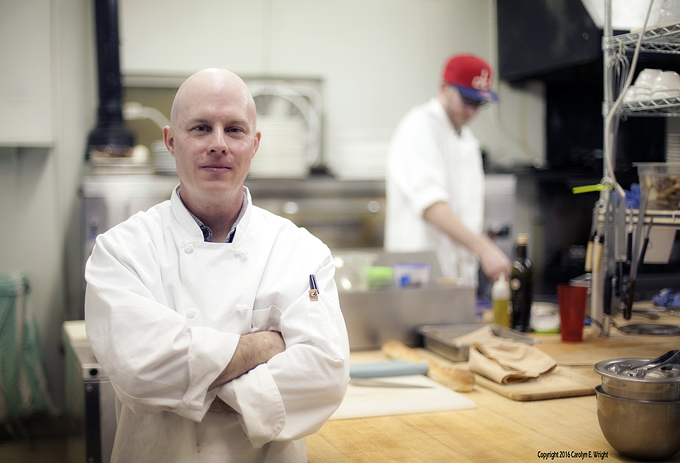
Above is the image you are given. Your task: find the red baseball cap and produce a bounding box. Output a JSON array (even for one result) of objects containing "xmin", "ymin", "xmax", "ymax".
[{"xmin": 442, "ymin": 54, "xmax": 499, "ymax": 102}]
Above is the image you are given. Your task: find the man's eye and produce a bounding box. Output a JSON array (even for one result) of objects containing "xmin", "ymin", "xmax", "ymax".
[
  {"xmin": 227, "ymin": 127, "xmax": 243, "ymax": 133},
  {"xmin": 193, "ymin": 126, "xmax": 209, "ymax": 132},
  {"xmin": 462, "ymin": 98, "xmax": 485, "ymax": 108}
]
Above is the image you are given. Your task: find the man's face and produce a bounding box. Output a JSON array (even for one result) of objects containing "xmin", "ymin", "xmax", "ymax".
[
  {"xmin": 440, "ymin": 85, "xmax": 483, "ymax": 132},
  {"xmin": 164, "ymin": 73, "xmax": 260, "ymax": 205}
]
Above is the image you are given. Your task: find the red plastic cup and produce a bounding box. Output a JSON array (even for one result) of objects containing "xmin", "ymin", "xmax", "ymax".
[{"xmin": 557, "ymin": 284, "xmax": 588, "ymax": 342}]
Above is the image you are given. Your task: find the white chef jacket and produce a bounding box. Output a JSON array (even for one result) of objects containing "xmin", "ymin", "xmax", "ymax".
[
  {"xmin": 84, "ymin": 186, "xmax": 350, "ymax": 463},
  {"xmin": 385, "ymin": 98, "xmax": 485, "ymax": 286}
]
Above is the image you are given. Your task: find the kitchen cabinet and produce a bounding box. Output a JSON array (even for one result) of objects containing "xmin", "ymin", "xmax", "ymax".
[
  {"xmin": 0, "ymin": 0, "xmax": 53, "ymax": 147},
  {"xmin": 594, "ymin": 2, "xmax": 680, "ymax": 334}
]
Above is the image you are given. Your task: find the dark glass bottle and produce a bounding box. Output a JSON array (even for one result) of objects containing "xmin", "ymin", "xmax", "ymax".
[{"xmin": 511, "ymin": 233, "xmax": 533, "ymax": 332}]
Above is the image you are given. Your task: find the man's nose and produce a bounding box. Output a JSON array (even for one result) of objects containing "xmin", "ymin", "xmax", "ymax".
[
  {"xmin": 209, "ymin": 129, "xmax": 228, "ymax": 153},
  {"xmin": 465, "ymin": 105, "xmax": 478, "ymax": 117}
]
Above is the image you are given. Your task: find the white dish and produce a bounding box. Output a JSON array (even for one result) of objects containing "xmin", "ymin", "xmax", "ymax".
[
  {"xmin": 652, "ymin": 90, "xmax": 680, "ymax": 99},
  {"xmin": 652, "ymin": 71, "xmax": 680, "ymax": 92},
  {"xmin": 623, "ymin": 88, "xmax": 637, "ymax": 103},
  {"xmin": 634, "ymin": 69, "xmax": 663, "ymax": 89}
]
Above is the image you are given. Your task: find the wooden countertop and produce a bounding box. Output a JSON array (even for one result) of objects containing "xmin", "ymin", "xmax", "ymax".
[{"xmin": 307, "ymin": 311, "xmax": 680, "ymax": 462}]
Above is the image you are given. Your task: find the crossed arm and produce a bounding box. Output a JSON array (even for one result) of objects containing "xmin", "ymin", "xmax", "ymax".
[{"xmin": 208, "ymin": 330, "xmax": 286, "ymax": 412}]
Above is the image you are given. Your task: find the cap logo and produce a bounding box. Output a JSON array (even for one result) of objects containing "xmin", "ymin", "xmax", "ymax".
[{"xmin": 471, "ymin": 69, "xmax": 490, "ymax": 90}]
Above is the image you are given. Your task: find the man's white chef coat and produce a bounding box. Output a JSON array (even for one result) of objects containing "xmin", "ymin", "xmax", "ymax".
[
  {"xmin": 385, "ymin": 98, "xmax": 485, "ymax": 287},
  {"xmin": 84, "ymin": 187, "xmax": 350, "ymax": 463}
]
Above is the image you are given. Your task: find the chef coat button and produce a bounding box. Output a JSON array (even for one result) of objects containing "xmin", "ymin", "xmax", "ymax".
[
  {"xmin": 236, "ymin": 304, "xmax": 248, "ymax": 313},
  {"xmin": 184, "ymin": 244, "xmax": 194, "ymax": 253},
  {"xmin": 186, "ymin": 309, "xmax": 197, "ymax": 318}
]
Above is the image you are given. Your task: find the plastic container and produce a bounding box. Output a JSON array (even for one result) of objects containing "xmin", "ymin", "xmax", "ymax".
[
  {"xmin": 632, "ymin": 163, "xmax": 680, "ymax": 264},
  {"xmin": 635, "ymin": 162, "xmax": 680, "ymax": 211},
  {"xmin": 492, "ymin": 275, "xmax": 511, "ymax": 328},
  {"xmin": 367, "ymin": 266, "xmax": 394, "ymax": 290},
  {"xmin": 334, "ymin": 252, "xmax": 377, "ymax": 291},
  {"xmin": 558, "ymin": 284, "xmax": 588, "ymax": 342},
  {"xmin": 530, "ymin": 302, "xmax": 560, "ymax": 333},
  {"xmin": 393, "ymin": 262, "xmax": 431, "ymax": 288}
]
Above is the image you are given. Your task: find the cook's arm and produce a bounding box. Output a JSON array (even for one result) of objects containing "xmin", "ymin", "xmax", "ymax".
[
  {"xmin": 424, "ymin": 200, "xmax": 511, "ymax": 282},
  {"xmin": 85, "ymin": 232, "xmax": 240, "ymax": 422},
  {"xmin": 207, "ymin": 331, "xmax": 285, "ymax": 414},
  {"xmin": 216, "ymin": 251, "xmax": 349, "ymax": 448}
]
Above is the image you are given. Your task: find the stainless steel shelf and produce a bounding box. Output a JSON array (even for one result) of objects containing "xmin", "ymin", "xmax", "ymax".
[
  {"xmin": 597, "ymin": 209, "xmax": 680, "ymax": 229},
  {"xmin": 621, "ymin": 96, "xmax": 680, "ymax": 116},
  {"xmin": 629, "ymin": 209, "xmax": 680, "ymax": 228},
  {"xmin": 603, "ymin": 20, "xmax": 680, "ymax": 117},
  {"xmin": 597, "ymin": 5, "xmax": 680, "ymax": 335},
  {"xmin": 603, "ymin": 21, "xmax": 680, "ymax": 54}
]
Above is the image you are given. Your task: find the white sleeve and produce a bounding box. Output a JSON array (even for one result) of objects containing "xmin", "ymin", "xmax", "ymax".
[
  {"xmin": 388, "ymin": 112, "xmax": 450, "ymax": 216},
  {"xmin": 216, "ymin": 253, "xmax": 350, "ymax": 448},
  {"xmin": 84, "ymin": 229, "xmax": 240, "ymax": 422}
]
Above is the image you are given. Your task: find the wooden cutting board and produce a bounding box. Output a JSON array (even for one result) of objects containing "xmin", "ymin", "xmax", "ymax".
[
  {"xmin": 405, "ymin": 343, "xmax": 602, "ymax": 401},
  {"xmin": 330, "ymin": 374, "xmax": 476, "ymax": 420},
  {"xmin": 472, "ymin": 366, "xmax": 601, "ymax": 401},
  {"xmin": 415, "ymin": 312, "xmax": 678, "ymax": 402}
]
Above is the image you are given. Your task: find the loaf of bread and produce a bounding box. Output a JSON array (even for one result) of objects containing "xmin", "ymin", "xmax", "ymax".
[{"xmin": 381, "ymin": 340, "xmax": 475, "ymax": 392}]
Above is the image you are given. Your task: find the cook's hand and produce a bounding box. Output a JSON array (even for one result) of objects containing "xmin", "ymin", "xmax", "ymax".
[
  {"xmin": 209, "ymin": 331, "xmax": 285, "ymax": 390},
  {"xmin": 422, "ymin": 202, "xmax": 511, "ymax": 282},
  {"xmin": 209, "ymin": 397, "xmax": 236, "ymax": 413},
  {"xmin": 479, "ymin": 242, "xmax": 511, "ymax": 282}
]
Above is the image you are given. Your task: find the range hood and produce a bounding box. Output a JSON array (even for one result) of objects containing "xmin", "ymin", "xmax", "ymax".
[{"xmin": 86, "ymin": 0, "xmax": 135, "ymax": 159}]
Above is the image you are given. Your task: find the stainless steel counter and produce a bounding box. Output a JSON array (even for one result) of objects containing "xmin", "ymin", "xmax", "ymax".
[
  {"xmin": 63, "ymin": 321, "xmax": 115, "ymax": 463},
  {"xmin": 80, "ymin": 175, "xmax": 386, "ymax": 261}
]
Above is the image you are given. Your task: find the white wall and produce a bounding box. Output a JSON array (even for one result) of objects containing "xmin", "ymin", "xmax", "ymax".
[
  {"xmin": 119, "ymin": 0, "xmax": 543, "ymax": 172},
  {"xmin": 0, "ymin": 0, "xmax": 97, "ymax": 409}
]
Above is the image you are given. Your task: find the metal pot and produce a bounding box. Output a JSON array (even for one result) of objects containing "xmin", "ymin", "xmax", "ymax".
[
  {"xmin": 596, "ymin": 386, "xmax": 680, "ymax": 461},
  {"xmin": 594, "ymin": 356, "xmax": 680, "ymax": 401}
]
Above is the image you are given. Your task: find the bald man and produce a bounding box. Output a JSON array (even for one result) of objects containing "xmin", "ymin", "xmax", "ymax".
[{"xmin": 85, "ymin": 69, "xmax": 350, "ymax": 463}]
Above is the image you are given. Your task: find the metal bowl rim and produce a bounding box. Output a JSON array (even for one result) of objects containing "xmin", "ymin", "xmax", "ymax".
[
  {"xmin": 594, "ymin": 358, "xmax": 680, "ymax": 384},
  {"xmin": 601, "ymin": 379, "xmax": 680, "ymax": 401},
  {"xmin": 595, "ymin": 385, "xmax": 680, "ymax": 404},
  {"xmin": 601, "ymin": 382, "xmax": 680, "ymax": 401}
]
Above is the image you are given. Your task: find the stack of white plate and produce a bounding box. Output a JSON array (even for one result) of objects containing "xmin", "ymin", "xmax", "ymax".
[
  {"xmin": 152, "ymin": 140, "xmax": 177, "ymax": 175},
  {"xmin": 332, "ymin": 132, "xmax": 390, "ymax": 180},
  {"xmin": 667, "ymin": 133, "xmax": 680, "ymax": 163},
  {"xmin": 249, "ymin": 116, "xmax": 308, "ymax": 178}
]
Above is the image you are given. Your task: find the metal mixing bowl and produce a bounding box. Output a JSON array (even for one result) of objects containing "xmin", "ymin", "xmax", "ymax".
[
  {"xmin": 595, "ymin": 358, "xmax": 680, "ymax": 401},
  {"xmin": 596, "ymin": 386, "xmax": 680, "ymax": 461}
]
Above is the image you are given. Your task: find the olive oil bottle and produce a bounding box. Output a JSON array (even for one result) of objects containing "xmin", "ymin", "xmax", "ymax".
[{"xmin": 510, "ymin": 233, "xmax": 533, "ymax": 332}]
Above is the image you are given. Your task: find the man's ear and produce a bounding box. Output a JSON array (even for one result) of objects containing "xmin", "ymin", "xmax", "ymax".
[
  {"xmin": 163, "ymin": 126, "xmax": 175, "ymax": 158},
  {"xmin": 251, "ymin": 130, "xmax": 261, "ymax": 160}
]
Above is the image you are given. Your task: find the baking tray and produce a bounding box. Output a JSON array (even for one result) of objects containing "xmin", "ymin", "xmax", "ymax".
[{"xmin": 417, "ymin": 324, "xmax": 540, "ymax": 362}]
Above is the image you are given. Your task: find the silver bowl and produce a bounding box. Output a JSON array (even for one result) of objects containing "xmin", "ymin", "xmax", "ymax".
[
  {"xmin": 595, "ymin": 358, "xmax": 680, "ymax": 401},
  {"xmin": 596, "ymin": 386, "xmax": 680, "ymax": 461}
]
